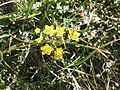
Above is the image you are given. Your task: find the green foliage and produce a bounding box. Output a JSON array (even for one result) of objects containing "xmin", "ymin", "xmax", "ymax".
[{"xmin": 0, "ymin": 0, "xmax": 120, "ymax": 90}]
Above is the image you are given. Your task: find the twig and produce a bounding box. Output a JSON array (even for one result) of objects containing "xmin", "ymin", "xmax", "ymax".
[
  {"xmin": 0, "ymin": 1, "xmax": 15, "ymax": 7},
  {"xmin": 106, "ymin": 74, "xmax": 110, "ymax": 90}
]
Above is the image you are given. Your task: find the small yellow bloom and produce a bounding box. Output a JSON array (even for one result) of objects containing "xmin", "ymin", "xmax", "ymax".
[
  {"xmin": 54, "ymin": 48, "xmax": 64, "ymax": 59},
  {"xmin": 68, "ymin": 28, "xmax": 80, "ymax": 41},
  {"xmin": 35, "ymin": 37, "xmax": 42, "ymax": 43},
  {"xmin": 35, "ymin": 33, "xmax": 43, "ymax": 43},
  {"xmin": 43, "ymin": 25, "xmax": 55, "ymax": 36},
  {"xmin": 34, "ymin": 28, "xmax": 40, "ymax": 34},
  {"xmin": 41, "ymin": 44, "xmax": 54, "ymax": 55},
  {"xmin": 55, "ymin": 26, "xmax": 65, "ymax": 37}
]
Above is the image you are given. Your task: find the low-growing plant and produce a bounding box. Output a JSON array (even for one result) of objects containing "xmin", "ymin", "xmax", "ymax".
[{"xmin": 0, "ymin": 0, "xmax": 120, "ymax": 90}]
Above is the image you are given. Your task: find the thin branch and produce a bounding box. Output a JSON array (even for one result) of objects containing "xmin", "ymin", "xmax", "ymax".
[{"xmin": 0, "ymin": 1, "xmax": 15, "ymax": 7}]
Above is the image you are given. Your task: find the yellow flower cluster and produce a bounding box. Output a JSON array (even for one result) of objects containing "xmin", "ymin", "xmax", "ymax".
[
  {"xmin": 33, "ymin": 24, "xmax": 80, "ymax": 60},
  {"xmin": 34, "ymin": 28, "xmax": 43, "ymax": 43},
  {"xmin": 43, "ymin": 25, "xmax": 65, "ymax": 37},
  {"xmin": 40, "ymin": 44, "xmax": 64, "ymax": 59}
]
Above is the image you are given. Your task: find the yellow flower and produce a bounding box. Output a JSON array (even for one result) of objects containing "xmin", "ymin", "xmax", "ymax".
[
  {"xmin": 68, "ymin": 28, "xmax": 80, "ymax": 41},
  {"xmin": 35, "ymin": 33, "xmax": 43, "ymax": 43},
  {"xmin": 41, "ymin": 44, "xmax": 54, "ymax": 55},
  {"xmin": 43, "ymin": 25, "xmax": 55, "ymax": 36},
  {"xmin": 34, "ymin": 28, "xmax": 40, "ymax": 34},
  {"xmin": 55, "ymin": 26, "xmax": 65, "ymax": 37},
  {"xmin": 35, "ymin": 37, "xmax": 42, "ymax": 43},
  {"xmin": 54, "ymin": 48, "xmax": 64, "ymax": 59}
]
